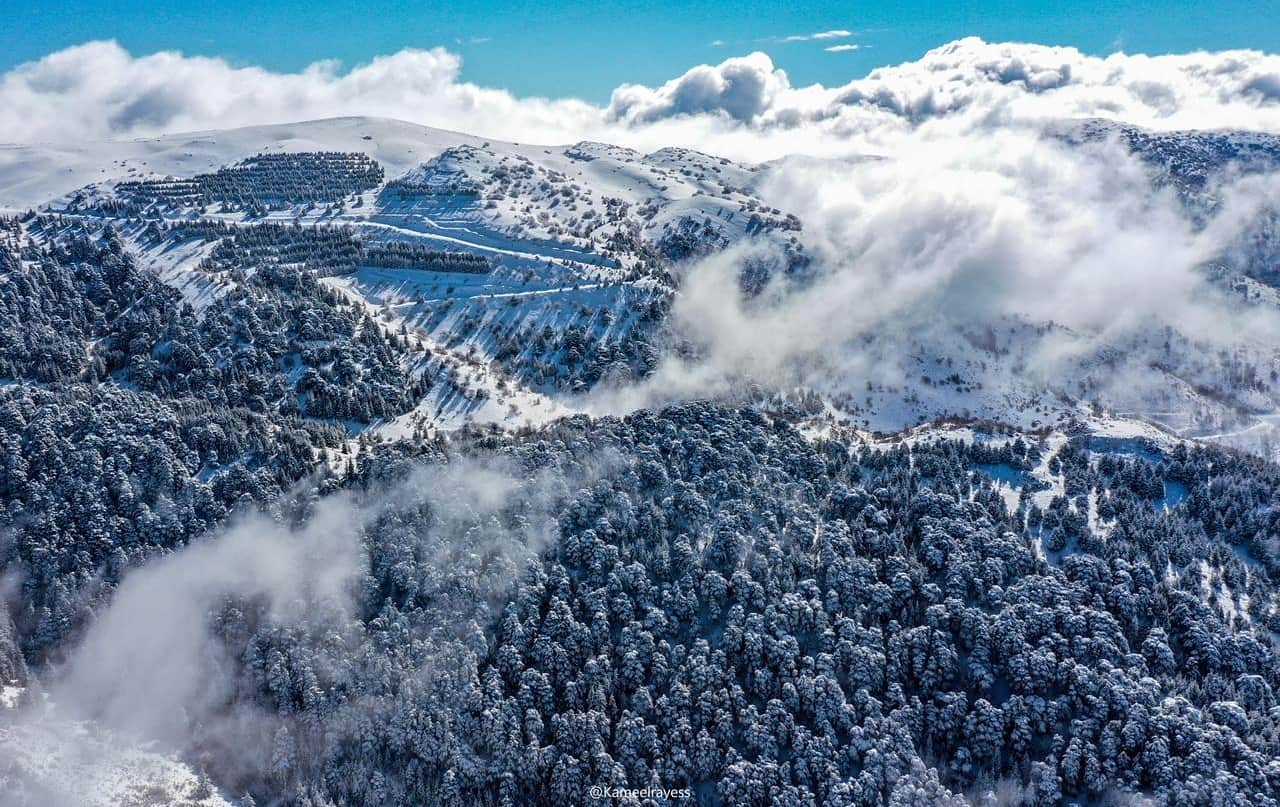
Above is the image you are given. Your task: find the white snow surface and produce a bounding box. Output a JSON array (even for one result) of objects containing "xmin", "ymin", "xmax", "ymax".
[
  {"xmin": 0, "ymin": 117, "xmax": 473, "ymax": 213},
  {"xmin": 0, "ymin": 693, "xmax": 233, "ymax": 807}
]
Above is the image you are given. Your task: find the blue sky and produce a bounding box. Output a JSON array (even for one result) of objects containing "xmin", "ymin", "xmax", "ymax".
[{"xmin": 6, "ymin": 0, "xmax": 1280, "ymax": 100}]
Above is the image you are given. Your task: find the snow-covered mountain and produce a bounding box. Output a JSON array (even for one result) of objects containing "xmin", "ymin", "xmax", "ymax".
[
  {"xmin": 2, "ymin": 117, "xmax": 815, "ymax": 439},
  {"xmin": 7, "ymin": 115, "xmax": 1280, "ymax": 456},
  {"xmin": 10, "ymin": 114, "xmax": 1280, "ymax": 806},
  {"xmin": 0, "ymin": 117, "xmax": 454, "ymax": 213},
  {"xmin": 8, "ymin": 116, "xmax": 802, "ymax": 275}
]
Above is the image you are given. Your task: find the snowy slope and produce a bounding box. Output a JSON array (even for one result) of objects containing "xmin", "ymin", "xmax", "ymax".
[
  {"xmin": 321, "ymin": 267, "xmax": 579, "ymax": 434},
  {"xmin": 22, "ymin": 122, "xmax": 804, "ymax": 283},
  {"xmin": 11, "ymin": 116, "xmax": 806, "ymax": 440},
  {"xmin": 0, "ymin": 693, "xmax": 233, "ymax": 807},
  {"xmin": 0, "ymin": 116, "xmax": 480, "ymax": 212},
  {"xmin": 385, "ymin": 138, "xmax": 801, "ymax": 276},
  {"xmin": 7, "ymin": 116, "xmax": 803, "ymax": 280}
]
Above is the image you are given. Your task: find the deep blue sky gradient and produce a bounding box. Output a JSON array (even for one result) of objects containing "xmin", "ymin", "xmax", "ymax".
[{"xmin": 6, "ymin": 0, "xmax": 1280, "ymax": 101}]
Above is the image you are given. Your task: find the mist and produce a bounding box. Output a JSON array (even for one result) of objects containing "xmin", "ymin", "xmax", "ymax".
[
  {"xmin": 593, "ymin": 121, "xmax": 1280, "ymax": 435},
  {"xmin": 0, "ymin": 451, "xmax": 579, "ymax": 802}
]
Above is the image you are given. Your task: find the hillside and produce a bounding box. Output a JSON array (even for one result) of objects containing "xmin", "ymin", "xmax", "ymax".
[{"xmin": 4, "ymin": 115, "xmax": 1280, "ymax": 806}]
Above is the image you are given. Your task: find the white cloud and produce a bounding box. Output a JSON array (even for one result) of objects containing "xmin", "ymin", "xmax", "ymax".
[
  {"xmin": 606, "ymin": 51, "xmax": 790, "ymax": 124},
  {"xmin": 2, "ymin": 37, "xmax": 1280, "ymax": 159},
  {"xmin": 830, "ymin": 38, "xmax": 1280, "ymax": 130},
  {"xmin": 609, "ymin": 38, "xmax": 1280, "ymax": 162},
  {"xmin": 11, "ymin": 455, "xmax": 568, "ymax": 785},
  {"xmin": 592, "ymin": 125, "xmax": 1280, "ymax": 431},
  {"xmin": 825, "ymin": 44, "xmax": 863, "ymax": 53},
  {"xmin": 786, "ymin": 29, "xmax": 853, "ymax": 42},
  {"xmin": 0, "ymin": 40, "xmax": 602, "ymax": 147},
  {"xmin": 609, "ymin": 38, "xmax": 1280, "ymax": 140}
]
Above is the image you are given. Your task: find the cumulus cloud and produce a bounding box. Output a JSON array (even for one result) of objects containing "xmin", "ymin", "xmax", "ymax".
[
  {"xmin": 830, "ymin": 38, "xmax": 1280, "ymax": 132},
  {"xmin": 605, "ymin": 38, "xmax": 1280, "ymax": 140},
  {"xmin": 606, "ymin": 52, "xmax": 791, "ymax": 124},
  {"xmin": 4, "ymin": 36, "xmax": 1279, "ymax": 157},
  {"xmin": 0, "ymin": 40, "xmax": 601, "ymax": 146},
  {"xmin": 622, "ymin": 40, "xmax": 1280, "ymax": 146}
]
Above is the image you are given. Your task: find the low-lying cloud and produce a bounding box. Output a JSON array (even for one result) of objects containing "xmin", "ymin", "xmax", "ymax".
[
  {"xmin": 594, "ymin": 124, "xmax": 1280, "ymax": 434},
  {"xmin": 1, "ymin": 453, "xmax": 570, "ymax": 798}
]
